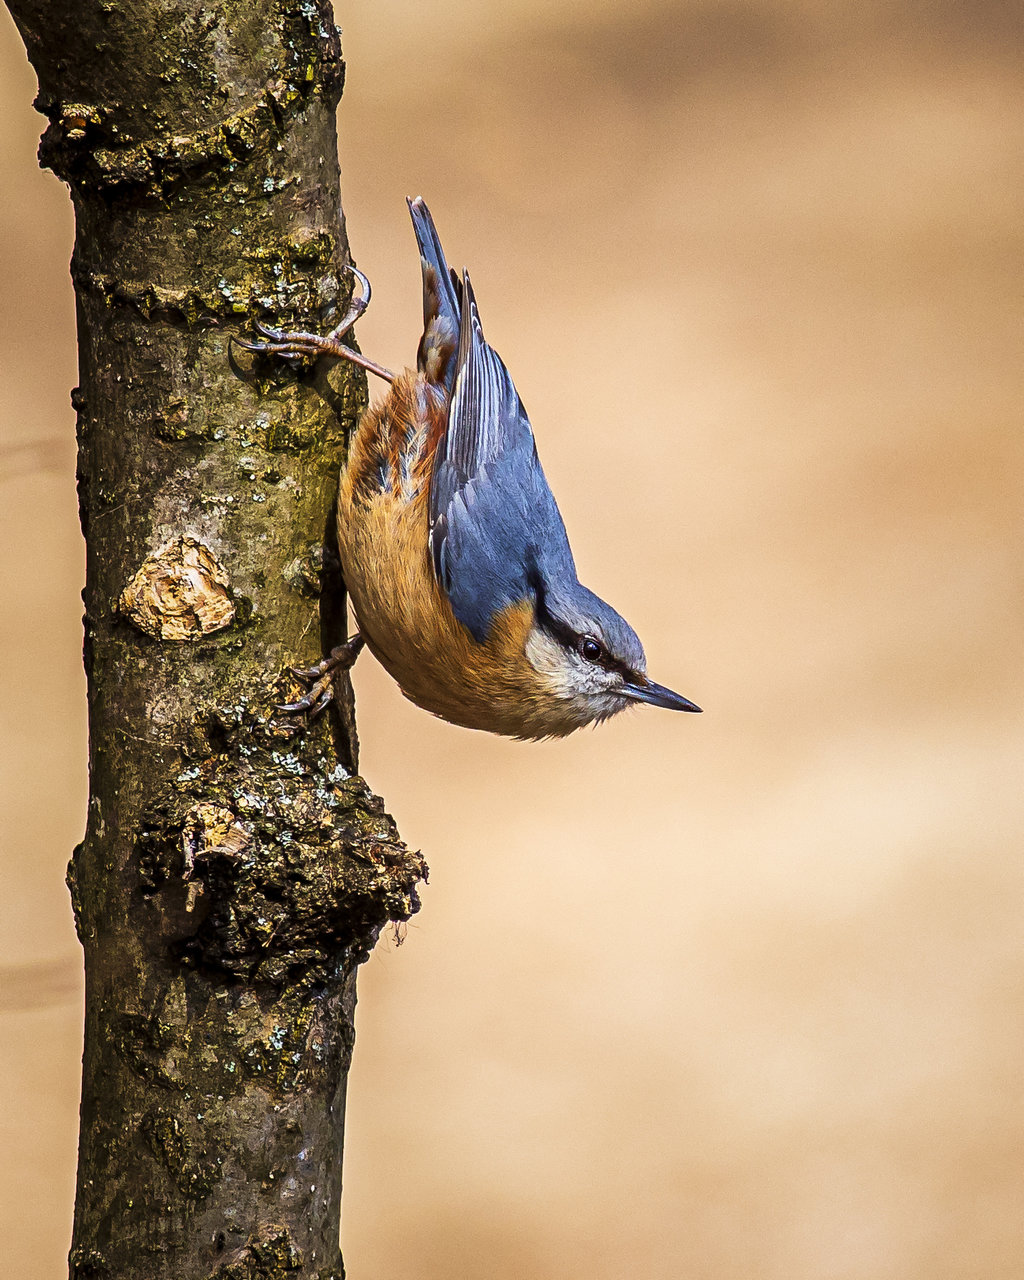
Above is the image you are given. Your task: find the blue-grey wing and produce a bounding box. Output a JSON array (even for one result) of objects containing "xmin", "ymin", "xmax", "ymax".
[{"xmin": 429, "ymin": 272, "xmax": 575, "ymax": 643}]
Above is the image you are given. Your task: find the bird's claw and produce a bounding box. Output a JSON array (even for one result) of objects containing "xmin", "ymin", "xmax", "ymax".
[
  {"xmin": 288, "ymin": 662, "xmax": 328, "ymax": 684},
  {"xmin": 254, "ymin": 320, "xmax": 289, "ymax": 342},
  {"xmin": 276, "ymin": 669, "xmax": 335, "ymax": 721},
  {"xmin": 276, "ymin": 679, "xmax": 334, "ymax": 719},
  {"xmin": 233, "ymin": 326, "xmax": 325, "ymax": 361},
  {"xmin": 275, "ymin": 636, "xmax": 366, "ymax": 723}
]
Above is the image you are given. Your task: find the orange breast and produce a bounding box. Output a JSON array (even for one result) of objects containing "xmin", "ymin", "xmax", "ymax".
[{"xmin": 336, "ymin": 372, "xmax": 580, "ymax": 739}]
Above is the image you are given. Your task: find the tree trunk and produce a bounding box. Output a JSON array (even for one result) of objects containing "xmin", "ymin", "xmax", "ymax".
[{"xmin": 3, "ymin": 3, "xmax": 425, "ymax": 1276}]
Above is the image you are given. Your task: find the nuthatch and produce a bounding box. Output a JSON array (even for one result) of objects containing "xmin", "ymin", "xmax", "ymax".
[{"xmin": 240, "ymin": 199, "xmax": 700, "ymax": 739}]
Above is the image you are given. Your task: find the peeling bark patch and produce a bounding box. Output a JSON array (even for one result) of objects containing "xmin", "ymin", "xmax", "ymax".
[
  {"xmin": 120, "ymin": 537, "xmax": 236, "ymax": 640},
  {"xmin": 183, "ymin": 803, "xmax": 250, "ymax": 869},
  {"xmin": 182, "ymin": 803, "xmax": 250, "ymax": 911}
]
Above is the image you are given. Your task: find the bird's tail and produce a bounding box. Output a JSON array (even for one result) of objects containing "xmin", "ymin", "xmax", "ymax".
[{"xmin": 407, "ymin": 196, "xmax": 462, "ymax": 393}]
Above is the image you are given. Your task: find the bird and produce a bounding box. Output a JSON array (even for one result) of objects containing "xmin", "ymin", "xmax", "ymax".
[{"xmin": 238, "ymin": 198, "xmax": 701, "ymax": 739}]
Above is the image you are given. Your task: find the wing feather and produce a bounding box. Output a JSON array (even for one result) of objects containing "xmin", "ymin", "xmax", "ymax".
[{"xmin": 428, "ymin": 269, "xmax": 574, "ymax": 642}]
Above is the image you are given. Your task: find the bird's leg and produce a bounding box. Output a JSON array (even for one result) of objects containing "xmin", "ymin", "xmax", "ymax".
[
  {"xmin": 277, "ymin": 634, "xmax": 366, "ymax": 718},
  {"xmin": 235, "ymin": 264, "xmax": 396, "ymax": 383}
]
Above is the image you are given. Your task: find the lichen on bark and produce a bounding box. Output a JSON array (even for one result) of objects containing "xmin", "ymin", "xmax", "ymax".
[{"xmin": 4, "ymin": 1, "xmax": 423, "ymax": 1276}]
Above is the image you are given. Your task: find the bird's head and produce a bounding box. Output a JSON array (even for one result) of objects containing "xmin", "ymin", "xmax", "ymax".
[{"xmin": 522, "ymin": 579, "xmax": 701, "ymax": 734}]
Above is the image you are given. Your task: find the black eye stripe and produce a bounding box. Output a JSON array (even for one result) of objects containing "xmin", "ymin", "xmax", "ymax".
[{"xmin": 530, "ymin": 575, "xmax": 638, "ymax": 682}]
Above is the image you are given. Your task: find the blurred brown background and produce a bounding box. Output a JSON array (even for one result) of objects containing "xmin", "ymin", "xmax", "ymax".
[{"xmin": 2, "ymin": 2, "xmax": 1022, "ymax": 1277}]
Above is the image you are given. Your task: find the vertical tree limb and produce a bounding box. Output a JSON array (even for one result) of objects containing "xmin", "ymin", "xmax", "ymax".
[{"xmin": 3, "ymin": 3, "xmax": 425, "ymax": 1276}]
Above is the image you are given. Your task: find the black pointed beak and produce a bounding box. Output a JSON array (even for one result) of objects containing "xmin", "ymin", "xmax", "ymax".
[{"xmin": 623, "ymin": 676, "xmax": 702, "ymax": 713}]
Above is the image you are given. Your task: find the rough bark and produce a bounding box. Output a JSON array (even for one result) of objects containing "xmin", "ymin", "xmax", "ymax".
[{"xmin": 4, "ymin": 3, "xmax": 426, "ymax": 1277}]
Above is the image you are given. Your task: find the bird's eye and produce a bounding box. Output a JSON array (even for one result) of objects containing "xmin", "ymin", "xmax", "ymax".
[{"xmin": 579, "ymin": 636, "xmax": 604, "ymax": 663}]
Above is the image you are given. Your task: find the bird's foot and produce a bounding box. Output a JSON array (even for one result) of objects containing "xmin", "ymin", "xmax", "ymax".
[
  {"xmin": 277, "ymin": 634, "xmax": 366, "ymax": 719},
  {"xmin": 233, "ymin": 264, "xmax": 395, "ymax": 382}
]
